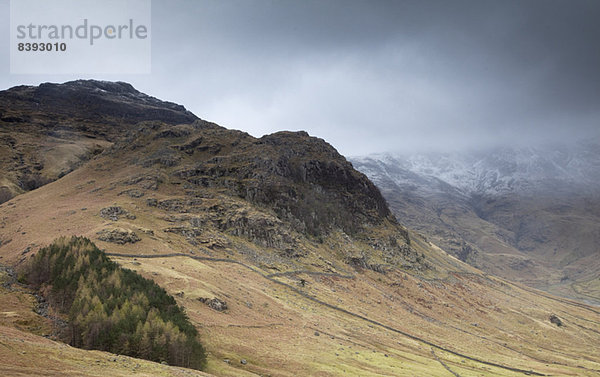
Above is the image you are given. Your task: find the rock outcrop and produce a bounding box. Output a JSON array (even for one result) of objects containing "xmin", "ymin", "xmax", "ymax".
[
  {"xmin": 96, "ymin": 228, "xmax": 141, "ymax": 244},
  {"xmin": 99, "ymin": 206, "xmax": 135, "ymax": 221},
  {"xmin": 198, "ymin": 297, "xmax": 228, "ymax": 312}
]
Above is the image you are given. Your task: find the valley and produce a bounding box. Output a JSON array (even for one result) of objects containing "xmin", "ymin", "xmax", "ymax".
[{"xmin": 351, "ymin": 149, "xmax": 600, "ymax": 305}]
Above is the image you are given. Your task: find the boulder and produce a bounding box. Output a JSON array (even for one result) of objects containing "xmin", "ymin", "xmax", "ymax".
[
  {"xmin": 99, "ymin": 206, "xmax": 129, "ymax": 221},
  {"xmin": 97, "ymin": 228, "xmax": 141, "ymax": 244},
  {"xmin": 198, "ymin": 297, "xmax": 228, "ymax": 311},
  {"xmin": 549, "ymin": 314, "xmax": 563, "ymax": 327}
]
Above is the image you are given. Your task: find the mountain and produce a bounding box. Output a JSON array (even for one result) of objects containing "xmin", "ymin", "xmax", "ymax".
[
  {"xmin": 1, "ymin": 81, "xmax": 599, "ymax": 376},
  {"xmin": 351, "ymin": 145, "xmax": 600, "ymax": 305},
  {"xmin": 0, "ymin": 80, "xmax": 197, "ymax": 204}
]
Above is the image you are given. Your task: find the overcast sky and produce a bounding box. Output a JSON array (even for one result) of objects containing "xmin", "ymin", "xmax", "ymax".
[{"xmin": 1, "ymin": 0, "xmax": 599, "ymax": 155}]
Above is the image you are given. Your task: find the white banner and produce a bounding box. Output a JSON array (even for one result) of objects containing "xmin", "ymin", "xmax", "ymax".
[{"xmin": 10, "ymin": 0, "xmax": 151, "ymax": 74}]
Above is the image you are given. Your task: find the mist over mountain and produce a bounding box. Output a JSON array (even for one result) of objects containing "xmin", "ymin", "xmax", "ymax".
[
  {"xmin": 357, "ymin": 141, "xmax": 600, "ymax": 194},
  {"xmin": 352, "ymin": 143, "xmax": 600, "ymax": 305}
]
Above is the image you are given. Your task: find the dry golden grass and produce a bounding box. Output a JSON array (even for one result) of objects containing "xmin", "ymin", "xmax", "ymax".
[
  {"xmin": 0, "ymin": 156, "xmax": 599, "ymax": 376},
  {"xmin": 0, "ymin": 325, "xmax": 212, "ymax": 377}
]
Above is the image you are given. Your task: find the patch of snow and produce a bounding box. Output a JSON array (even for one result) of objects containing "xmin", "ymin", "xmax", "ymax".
[{"xmin": 351, "ymin": 142, "xmax": 600, "ymax": 197}]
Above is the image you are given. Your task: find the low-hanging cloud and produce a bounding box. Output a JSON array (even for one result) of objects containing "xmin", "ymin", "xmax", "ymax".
[{"xmin": 1, "ymin": 0, "xmax": 599, "ymax": 155}]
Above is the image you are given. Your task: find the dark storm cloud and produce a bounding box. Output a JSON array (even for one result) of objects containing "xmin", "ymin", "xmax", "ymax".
[{"xmin": 2, "ymin": 0, "xmax": 599, "ymax": 155}]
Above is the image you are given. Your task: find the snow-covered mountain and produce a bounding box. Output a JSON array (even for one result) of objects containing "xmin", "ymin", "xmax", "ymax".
[
  {"xmin": 350, "ymin": 142, "xmax": 600, "ymax": 305},
  {"xmin": 353, "ymin": 142, "xmax": 600, "ymax": 197}
]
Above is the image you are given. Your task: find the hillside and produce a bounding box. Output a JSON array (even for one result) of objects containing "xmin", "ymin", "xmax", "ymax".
[
  {"xmin": 0, "ymin": 81, "xmax": 599, "ymax": 376},
  {"xmin": 0, "ymin": 80, "xmax": 197, "ymax": 204},
  {"xmin": 351, "ymin": 147, "xmax": 600, "ymax": 305}
]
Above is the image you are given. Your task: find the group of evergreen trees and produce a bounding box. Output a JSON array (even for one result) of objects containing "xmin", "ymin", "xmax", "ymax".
[{"xmin": 21, "ymin": 236, "xmax": 206, "ymax": 370}]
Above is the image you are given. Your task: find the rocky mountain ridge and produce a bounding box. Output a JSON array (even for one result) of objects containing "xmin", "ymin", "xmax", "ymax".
[
  {"xmin": 0, "ymin": 79, "xmax": 417, "ymax": 273},
  {"xmin": 0, "ymin": 80, "xmax": 198, "ymax": 204},
  {"xmin": 1, "ymin": 80, "xmax": 197, "ymax": 130}
]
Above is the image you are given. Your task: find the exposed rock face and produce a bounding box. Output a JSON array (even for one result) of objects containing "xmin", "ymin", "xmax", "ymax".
[
  {"xmin": 156, "ymin": 198, "xmax": 203, "ymax": 213},
  {"xmin": 217, "ymin": 211, "xmax": 297, "ymax": 250},
  {"xmin": 104, "ymin": 119, "xmax": 415, "ymax": 265},
  {"xmin": 171, "ymin": 129, "xmax": 399, "ymax": 239},
  {"xmin": 550, "ymin": 314, "xmax": 563, "ymax": 327},
  {"xmin": 158, "ymin": 199, "xmax": 298, "ymax": 251},
  {"xmin": 198, "ymin": 297, "xmax": 228, "ymax": 312},
  {"xmin": 141, "ymin": 148, "xmax": 181, "ymax": 168},
  {"xmin": 125, "ymin": 174, "xmax": 162, "ymax": 191},
  {"xmin": 99, "ymin": 206, "xmax": 132, "ymax": 221},
  {"xmin": 108, "ymin": 121, "xmax": 416, "ymax": 269},
  {"xmin": 119, "ymin": 189, "xmax": 144, "ymax": 198},
  {"xmin": 253, "ymin": 131, "xmax": 394, "ymax": 236},
  {"xmin": 96, "ymin": 228, "xmax": 140, "ymax": 244}
]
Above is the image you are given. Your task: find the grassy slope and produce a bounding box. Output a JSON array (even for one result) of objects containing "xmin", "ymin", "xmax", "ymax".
[{"xmin": 0, "ymin": 156, "xmax": 598, "ymax": 376}]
